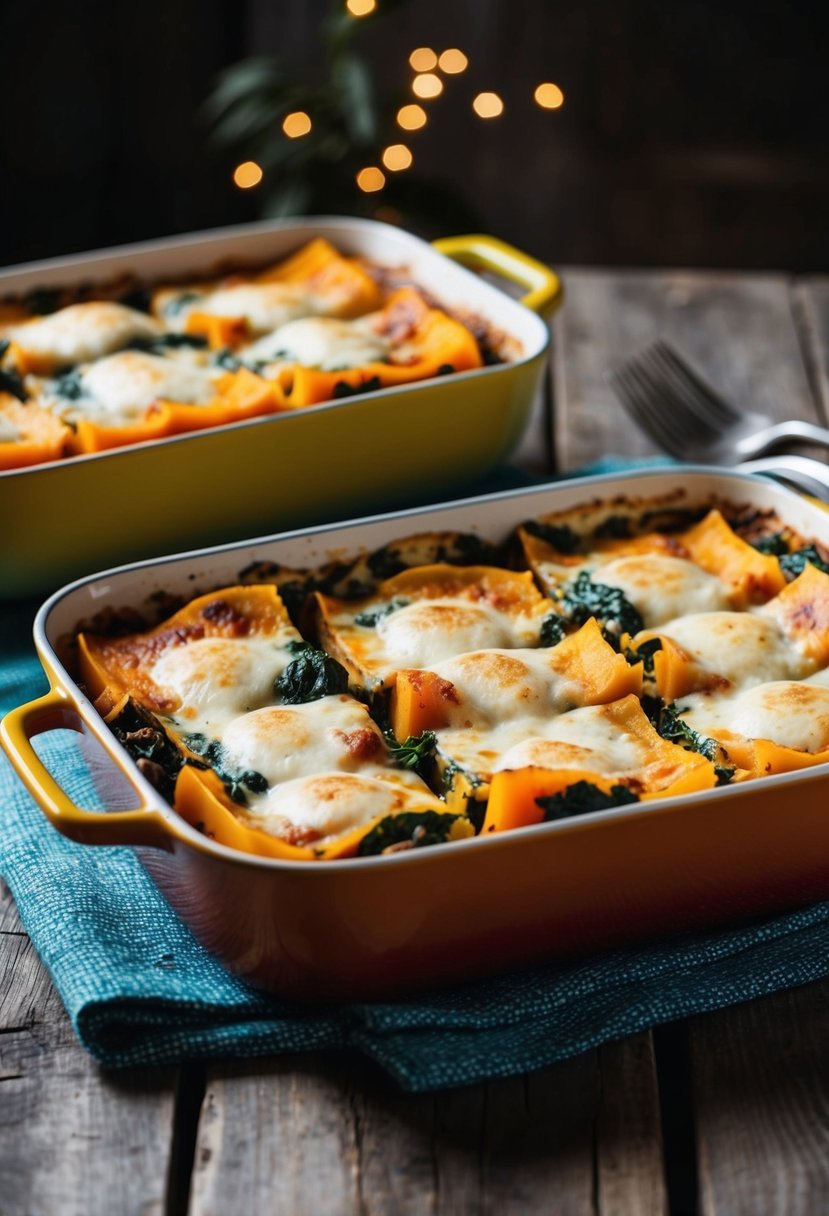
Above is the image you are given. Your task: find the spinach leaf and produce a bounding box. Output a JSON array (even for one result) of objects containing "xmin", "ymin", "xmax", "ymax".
[
  {"xmin": 656, "ymin": 702, "xmax": 735, "ymax": 784},
  {"xmin": 0, "ymin": 367, "xmax": 27, "ymax": 402},
  {"xmin": 522, "ymin": 519, "xmax": 581, "ymax": 553},
  {"xmin": 384, "ymin": 729, "xmax": 437, "ymax": 778},
  {"xmin": 560, "ymin": 571, "xmax": 643, "ymax": 639},
  {"xmin": 181, "ymin": 732, "xmax": 268, "ymax": 805},
  {"xmin": 126, "ymin": 333, "xmax": 209, "ymax": 354},
  {"xmin": 539, "ymin": 611, "xmax": 567, "ymax": 647},
  {"xmin": 752, "ymin": 532, "xmax": 789, "ymax": 557},
  {"xmin": 357, "ymin": 810, "xmax": 463, "ymax": 856},
  {"xmin": 212, "ymin": 347, "xmax": 244, "ymax": 372},
  {"xmin": 163, "ymin": 291, "xmax": 202, "ymax": 317},
  {"xmin": 275, "ymin": 643, "xmax": 349, "ymax": 703},
  {"xmin": 25, "ymin": 287, "xmax": 61, "ymax": 315},
  {"xmin": 594, "ymin": 514, "xmax": 633, "ymax": 540},
  {"xmin": 354, "ymin": 597, "xmax": 410, "ymax": 627},
  {"xmin": 780, "ymin": 545, "xmax": 829, "ymax": 577},
  {"xmin": 53, "ymin": 369, "xmax": 86, "ymax": 400},
  {"xmin": 537, "ymin": 780, "xmax": 639, "ymax": 820},
  {"xmin": 333, "ymin": 376, "xmax": 381, "ymax": 399},
  {"xmin": 118, "ymin": 287, "xmax": 153, "ymax": 312},
  {"xmin": 624, "ymin": 636, "xmax": 663, "ymax": 675}
]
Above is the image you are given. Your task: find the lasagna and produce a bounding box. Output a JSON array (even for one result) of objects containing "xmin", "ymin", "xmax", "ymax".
[
  {"xmin": 0, "ymin": 238, "xmax": 503, "ymax": 470},
  {"xmin": 74, "ymin": 495, "xmax": 829, "ymax": 860}
]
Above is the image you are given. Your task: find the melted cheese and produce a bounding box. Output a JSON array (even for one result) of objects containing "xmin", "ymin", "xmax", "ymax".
[
  {"xmin": 375, "ymin": 600, "xmax": 536, "ymax": 671},
  {"xmin": 0, "ymin": 414, "xmax": 19, "ymax": 442},
  {"xmin": 151, "ymin": 636, "xmax": 294, "ymax": 738},
  {"xmin": 220, "ymin": 696, "xmax": 385, "ymax": 787},
  {"xmin": 247, "ymin": 769, "xmax": 438, "ymax": 844},
  {"xmin": 10, "ymin": 303, "xmax": 161, "ymax": 367},
  {"xmin": 167, "ymin": 283, "xmax": 313, "ymax": 334},
  {"xmin": 48, "ymin": 351, "xmax": 217, "ymax": 424},
  {"xmin": 681, "ymin": 682, "xmax": 829, "ymax": 753},
  {"xmin": 592, "ymin": 554, "xmax": 732, "ymax": 627},
  {"xmin": 429, "ymin": 648, "xmax": 585, "ymax": 727},
  {"xmin": 652, "ymin": 611, "xmax": 815, "ymax": 688},
  {"xmin": 245, "ymin": 316, "xmax": 389, "ymax": 369}
]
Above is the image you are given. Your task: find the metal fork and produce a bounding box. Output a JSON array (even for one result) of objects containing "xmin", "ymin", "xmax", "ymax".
[{"xmin": 606, "ymin": 339, "xmax": 829, "ymax": 462}]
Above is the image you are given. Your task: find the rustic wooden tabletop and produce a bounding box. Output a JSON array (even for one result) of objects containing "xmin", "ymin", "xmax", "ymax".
[{"xmin": 2, "ymin": 266, "xmax": 829, "ymax": 1215}]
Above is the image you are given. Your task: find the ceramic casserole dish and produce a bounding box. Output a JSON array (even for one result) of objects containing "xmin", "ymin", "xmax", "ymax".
[
  {"xmin": 0, "ymin": 217, "xmax": 560, "ymax": 599},
  {"xmin": 5, "ymin": 466, "xmax": 829, "ymax": 1002}
]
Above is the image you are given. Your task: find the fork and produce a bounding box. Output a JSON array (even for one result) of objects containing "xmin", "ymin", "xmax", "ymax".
[{"xmin": 606, "ymin": 339, "xmax": 829, "ymax": 462}]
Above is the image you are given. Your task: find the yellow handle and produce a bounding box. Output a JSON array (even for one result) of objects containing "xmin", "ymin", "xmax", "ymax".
[
  {"xmin": 0, "ymin": 688, "xmax": 173, "ymax": 849},
  {"xmin": 433, "ymin": 234, "xmax": 563, "ymax": 316}
]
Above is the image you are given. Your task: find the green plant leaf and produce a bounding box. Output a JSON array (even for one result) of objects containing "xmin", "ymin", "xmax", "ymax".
[
  {"xmin": 332, "ymin": 53, "xmax": 378, "ymax": 145},
  {"xmin": 262, "ymin": 178, "xmax": 314, "ymax": 218},
  {"xmin": 204, "ymin": 58, "xmax": 287, "ymax": 118}
]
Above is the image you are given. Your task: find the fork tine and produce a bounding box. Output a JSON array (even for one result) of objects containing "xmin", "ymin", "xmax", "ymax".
[
  {"xmin": 648, "ymin": 341, "xmax": 740, "ymax": 427},
  {"xmin": 605, "ymin": 364, "xmax": 685, "ymax": 457}
]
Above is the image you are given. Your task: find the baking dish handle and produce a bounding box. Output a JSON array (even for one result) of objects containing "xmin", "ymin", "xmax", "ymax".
[
  {"xmin": 433, "ymin": 234, "xmax": 563, "ymax": 316},
  {"xmin": 0, "ymin": 689, "xmax": 174, "ymax": 850}
]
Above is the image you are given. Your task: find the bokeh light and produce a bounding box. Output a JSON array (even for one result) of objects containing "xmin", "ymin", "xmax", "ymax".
[
  {"xmin": 232, "ymin": 161, "xmax": 263, "ymax": 189},
  {"xmin": 356, "ymin": 166, "xmax": 386, "ymax": 192},
  {"xmin": 346, "ymin": 0, "xmax": 376, "ymax": 16},
  {"xmin": 412, "ymin": 73, "xmax": 443, "ymax": 99},
  {"xmin": 438, "ymin": 49, "xmax": 468, "ymax": 74},
  {"xmin": 282, "ymin": 111, "xmax": 312, "ymax": 138},
  {"xmin": 534, "ymin": 82, "xmax": 565, "ymax": 109},
  {"xmin": 397, "ymin": 104, "xmax": 427, "ymax": 131},
  {"xmin": 409, "ymin": 47, "xmax": 438, "ymax": 72},
  {"xmin": 472, "ymin": 92, "xmax": 504, "ymax": 118},
  {"xmin": 382, "ymin": 144, "xmax": 413, "ymax": 171}
]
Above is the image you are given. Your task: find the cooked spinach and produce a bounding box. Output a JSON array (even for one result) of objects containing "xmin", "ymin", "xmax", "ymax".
[
  {"xmin": 537, "ymin": 780, "xmax": 640, "ymax": 820},
  {"xmin": 560, "ymin": 571, "xmax": 643, "ymax": 639},
  {"xmin": 450, "ymin": 533, "xmax": 502, "ymax": 566},
  {"xmin": 25, "ymin": 287, "xmax": 61, "ymax": 315},
  {"xmin": 656, "ymin": 702, "xmax": 734, "ymax": 784},
  {"xmin": 163, "ymin": 291, "xmax": 202, "ymax": 317},
  {"xmin": 275, "ymin": 642, "xmax": 349, "ymax": 703},
  {"xmin": 213, "ymin": 347, "xmax": 244, "ymax": 372},
  {"xmin": 0, "ymin": 367, "xmax": 27, "ymax": 402},
  {"xmin": 780, "ymin": 545, "xmax": 829, "ymax": 577},
  {"xmin": 332, "ymin": 376, "xmax": 381, "ymax": 399},
  {"xmin": 383, "ymin": 729, "xmax": 437, "ymax": 778},
  {"xmin": 118, "ymin": 287, "xmax": 153, "ymax": 312},
  {"xmin": 354, "ymin": 597, "xmax": 410, "ymax": 627},
  {"xmin": 624, "ymin": 636, "xmax": 663, "ymax": 675},
  {"xmin": 53, "ymin": 369, "xmax": 86, "ymax": 400},
  {"xmin": 127, "ymin": 333, "xmax": 208, "ymax": 354},
  {"xmin": 357, "ymin": 810, "xmax": 462, "ymax": 856},
  {"xmin": 539, "ymin": 611, "xmax": 567, "ymax": 647},
  {"xmin": 109, "ymin": 700, "xmax": 186, "ymax": 803},
  {"xmin": 752, "ymin": 532, "xmax": 789, "ymax": 557},
  {"xmin": 522, "ymin": 519, "xmax": 581, "ymax": 553},
  {"xmin": 367, "ymin": 546, "xmax": 408, "ymax": 580},
  {"xmin": 436, "ymin": 363, "xmax": 455, "ymax": 375},
  {"xmin": 181, "ymin": 732, "xmax": 268, "ymax": 805},
  {"xmin": 594, "ymin": 514, "xmax": 633, "ymax": 540}
]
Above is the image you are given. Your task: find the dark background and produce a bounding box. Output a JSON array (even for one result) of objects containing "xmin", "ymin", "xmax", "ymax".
[{"xmin": 2, "ymin": 0, "xmax": 827, "ymax": 271}]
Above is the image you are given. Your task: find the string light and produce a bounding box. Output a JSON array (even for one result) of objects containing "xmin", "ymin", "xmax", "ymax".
[
  {"xmin": 396, "ymin": 103, "xmax": 427, "ymax": 130},
  {"xmin": 346, "ymin": 0, "xmax": 375, "ymax": 16},
  {"xmin": 438, "ymin": 49, "xmax": 468, "ymax": 74},
  {"xmin": 412, "ymin": 73, "xmax": 443, "ymax": 99},
  {"xmin": 382, "ymin": 144, "xmax": 413, "ymax": 171},
  {"xmin": 282, "ymin": 111, "xmax": 312, "ymax": 138},
  {"xmin": 409, "ymin": 47, "xmax": 438, "ymax": 72},
  {"xmin": 472, "ymin": 92, "xmax": 504, "ymax": 118},
  {"xmin": 356, "ymin": 166, "xmax": 385, "ymax": 192},
  {"xmin": 232, "ymin": 161, "xmax": 263, "ymax": 189},
  {"xmin": 534, "ymin": 82, "xmax": 565, "ymax": 109}
]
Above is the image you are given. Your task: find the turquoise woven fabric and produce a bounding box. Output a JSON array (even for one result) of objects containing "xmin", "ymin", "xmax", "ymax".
[{"xmin": 4, "ymin": 465, "xmax": 829, "ymax": 1092}]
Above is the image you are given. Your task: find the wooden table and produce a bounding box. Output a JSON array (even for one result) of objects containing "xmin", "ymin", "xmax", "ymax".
[{"xmin": 3, "ymin": 267, "xmax": 829, "ymax": 1215}]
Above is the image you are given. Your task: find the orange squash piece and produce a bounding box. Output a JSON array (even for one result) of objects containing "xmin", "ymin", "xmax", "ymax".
[
  {"xmin": 549, "ymin": 618, "xmax": 643, "ymax": 703},
  {"xmin": 0, "ymin": 395, "xmax": 71, "ymax": 470},
  {"xmin": 760, "ymin": 562, "xmax": 829, "ymax": 666},
  {"xmin": 390, "ymin": 669, "xmax": 461, "ymax": 739},
  {"xmin": 257, "ymin": 237, "xmax": 383, "ymax": 317},
  {"xmin": 184, "ymin": 311, "xmax": 249, "ymax": 350},
  {"xmin": 681, "ymin": 509, "xmax": 785, "ymax": 604}
]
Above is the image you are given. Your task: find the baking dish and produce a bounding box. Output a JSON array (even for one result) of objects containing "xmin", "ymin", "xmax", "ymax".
[
  {"xmin": 5, "ymin": 466, "xmax": 829, "ymax": 1002},
  {"xmin": 0, "ymin": 218, "xmax": 560, "ymax": 599}
]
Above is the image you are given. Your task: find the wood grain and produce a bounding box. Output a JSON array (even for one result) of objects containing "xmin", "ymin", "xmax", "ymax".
[
  {"xmin": 189, "ymin": 1036, "xmax": 666, "ymax": 1215},
  {"xmin": 0, "ymin": 880, "xmax": 178, "ymax": 1216},
  {"xmin": 551, "ymin": 269, "xmax": 821, "ymax": 470},
  {"xmin": 692, "ymin": 984, "xmax": 829, "ymax": 1216}
]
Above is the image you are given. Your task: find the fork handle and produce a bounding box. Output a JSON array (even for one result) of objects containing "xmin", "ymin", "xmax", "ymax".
[{"xmin": 737, "ymin": 419, "xmax": 829, "ymax": 458}]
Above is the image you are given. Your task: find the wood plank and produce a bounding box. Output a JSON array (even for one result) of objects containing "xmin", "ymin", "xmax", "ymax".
[
  {"xmin": 551, "ymin": 268, "xmax": 821, "ymax": 470},
  {"xmin": 0, "ymin": 879, "xmax": 178, "ymax": 1216},
  {"xmin": 190, "ymin": 1036, "xmax": 667, "ymax": 1215},
  {"xmin": 692, "ymin": 982, "xmax": 829, "ymax": 1216}
]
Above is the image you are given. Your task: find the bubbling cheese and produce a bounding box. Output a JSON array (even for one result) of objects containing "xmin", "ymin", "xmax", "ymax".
[
  {"xmin": 9, "ymin": 303, "xmax": 161, "ymax": 368},
  {"xmin": 151, "ymin": 636, "xmax": 293, "ymax": 737},
  {"xmin": 0, "ymin": 414, "xmax": 20, "ymax": 442},
  {"xmin": 375, "ymin": 600, "xmax": 530, "ymax": 670},
  {"xmin": 430, "ymin": 647, "xmax": 583, "ymax": 727},
  {"xmin": 681, "ymin": 681, "xmax": 829, "ymax": 753},
  {"xmin": 592, "ymin": 554, "xmax": 732, "ymax": 627},
  {"xmin": 245, "ymin": 316, "xmax": 390, "ymax": 369},
  {"xmin": 167, "ymin": 283, "xmax": 313, "ymax": 334},
  {"xmin": 49, "ymin": 351, "xmax": 217, "ymax": 424},
  {"xmin": 652, "ymin": 611, "xmax": 815, "ymax": 688},
  {"xmin": 220, "ymin": 696, "xmax": 385, "ymax": 788}
]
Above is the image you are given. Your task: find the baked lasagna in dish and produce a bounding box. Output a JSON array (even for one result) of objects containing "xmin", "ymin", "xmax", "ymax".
[
  {"xmin": 71, "ymin": 493, "xmax": 829, "ymax": 861},
  {"xmin": 0, "ymin": 238, "xmax": 505, "ymax": 470}
]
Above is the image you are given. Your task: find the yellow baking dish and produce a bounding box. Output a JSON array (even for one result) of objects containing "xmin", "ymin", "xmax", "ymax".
[
  {"xmin": 0, "ymin": 218, "xmax": 560, "ymax": 599},
  {"xmin": 4, "ymin": 466, "xmax": 829, "ymax": 1001}
]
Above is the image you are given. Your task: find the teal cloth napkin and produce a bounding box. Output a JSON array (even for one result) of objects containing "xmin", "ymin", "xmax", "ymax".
[{"xmin": 4, "ymin": 461, "xmax": 829, "ymax": 1092}]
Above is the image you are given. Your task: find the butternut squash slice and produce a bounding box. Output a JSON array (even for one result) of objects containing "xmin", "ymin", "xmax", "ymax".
[{"xmin": 681, "ymin": 509, "xmax": 785, "ymax": 604}]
